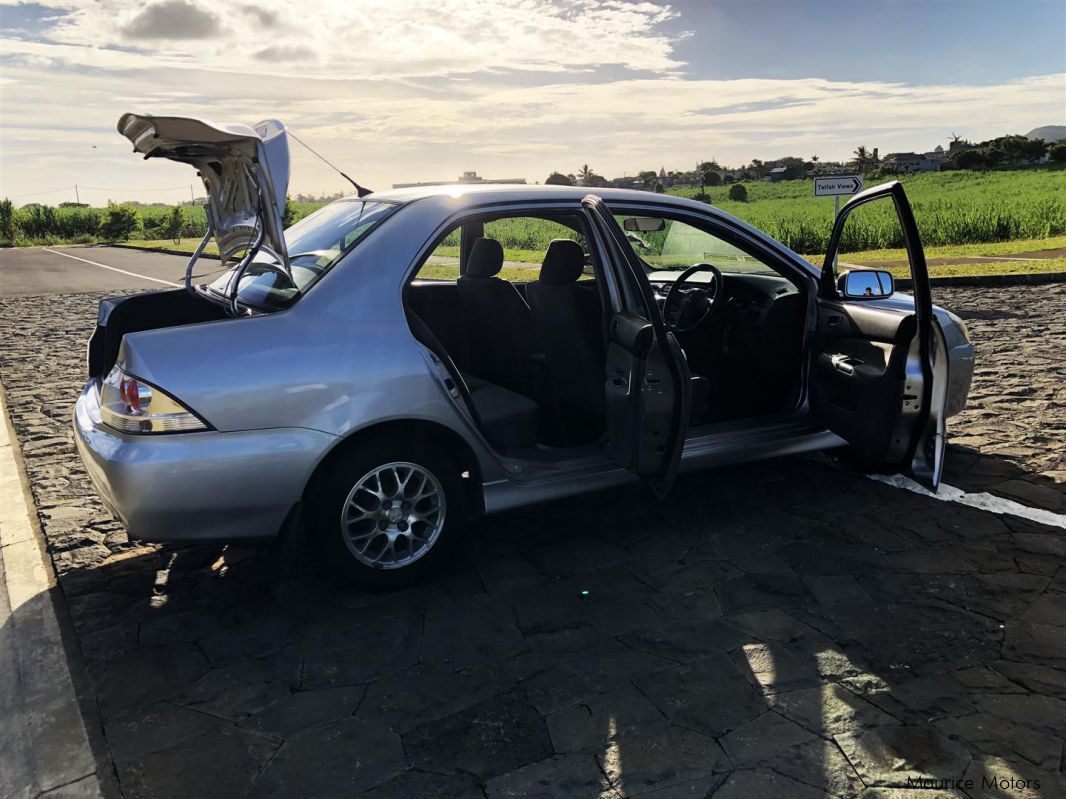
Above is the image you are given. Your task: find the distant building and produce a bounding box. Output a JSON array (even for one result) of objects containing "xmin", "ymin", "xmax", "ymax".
[
  {"xmin": 767, "ymin": 166, "xmax": 789, "ymax": 181},
  {"xmin": 883, "ymin": 152, "xmax": 939, "ymax": 173},
  {"xmin": 392, "ymin": 171, "xmax": 526, "ymax": 189}
]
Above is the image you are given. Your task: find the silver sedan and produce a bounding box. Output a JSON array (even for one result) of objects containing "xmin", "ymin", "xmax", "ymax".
[{"xmin": 74, "ymin": 114, "xmax": 974, "ymax": 587}]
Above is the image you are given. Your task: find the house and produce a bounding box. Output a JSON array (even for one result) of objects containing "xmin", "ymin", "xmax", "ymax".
[
  {"xmin": 883, "ymin": 152, "xmax": 938, "ymax": 173},
  {"xmin": 767, "ymin": 166, "xmax": 789, "ymax": 181}
]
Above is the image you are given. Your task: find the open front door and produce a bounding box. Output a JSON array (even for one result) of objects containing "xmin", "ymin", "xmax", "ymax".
[
  {"xmin": 583, "ymin": 195, "xmax": 691, "ymax": 498},
  {"xmin": 813, "ymin": 181, "xmax": 949, "ymax": 490}
]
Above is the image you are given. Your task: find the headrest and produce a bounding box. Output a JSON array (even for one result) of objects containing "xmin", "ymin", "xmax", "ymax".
[
  {"xmin": 539, "ymin": 239, "xmax": 585, "ymax": 285},
  {"xmin": 466, "ymin": 237, "xmax": 504, "ymax": 278}
]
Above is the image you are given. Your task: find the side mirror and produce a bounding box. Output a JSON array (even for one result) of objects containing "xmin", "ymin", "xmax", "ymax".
[
  {"xmin": 622, "ymin": 216, "xmax": 666, "ymax": 233},
  {"xmin": 838, "ymin": 269, "xmax": 894, "ymax": 299}
]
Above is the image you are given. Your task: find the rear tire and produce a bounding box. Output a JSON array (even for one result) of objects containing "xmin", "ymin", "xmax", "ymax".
[{"xmin": 307, "ymin": 437, "xmax": 465, "ymax": 589}]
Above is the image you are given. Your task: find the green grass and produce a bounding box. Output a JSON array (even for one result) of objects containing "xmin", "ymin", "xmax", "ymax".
[
  {"xmin": 822, "ymin": 234, "xmax": 1066, "ymax": 264},
  {"xmin": 670, "ymin": 168, "xmax": 1066, "ymax": 253}
]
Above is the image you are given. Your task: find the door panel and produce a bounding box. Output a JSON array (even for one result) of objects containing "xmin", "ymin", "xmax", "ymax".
[
  {"xmin": 814, "ymin": 181, "xmax": 948, "ymax": 490},
  {"xmin": 583, "ymin": 195, "xmax": 690, "ymax": 497}
]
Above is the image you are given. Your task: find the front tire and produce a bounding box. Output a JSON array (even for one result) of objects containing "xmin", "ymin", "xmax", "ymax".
[{"xmin": 308, "ymin": 438, "xmax": 465, "ymax": 589}]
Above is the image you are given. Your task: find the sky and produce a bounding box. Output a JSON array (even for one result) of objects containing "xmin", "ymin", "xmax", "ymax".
[{"xmin": 0, "ymin": 0, "xmax": 1064, "ymax": 205}]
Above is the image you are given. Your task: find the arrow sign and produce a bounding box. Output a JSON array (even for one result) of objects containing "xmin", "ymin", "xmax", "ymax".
[{"xmin": 814, "ymin": 175, "xmax": 864, "ymax": 197}]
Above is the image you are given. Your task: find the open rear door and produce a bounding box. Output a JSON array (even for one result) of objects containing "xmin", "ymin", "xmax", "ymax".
[
  {"xmin": 582, "ymin": 195, "xmax": 691, "ymax": 498},
  {"xmin": 813, "ymin": 181, "xmax": 948, "ymax": 490}
]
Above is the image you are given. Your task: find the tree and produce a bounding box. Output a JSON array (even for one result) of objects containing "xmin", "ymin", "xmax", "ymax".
[
  {"xmin": 852, "ymin": 146, "xmax": 870, "ymax": 172},
  {"xmin": 282, "ymin": 194, "xmax": 296, "ymax": 228},
  {"xmin": 947, "ymin": 149, "xmax": 987, "ymax": 170},
  {"xmin": 1050, "ymin": 142, "xmax": 1066, "ymax": 164},
  {"xmin": 577, "ymin": 164, "xmax": 595, "ymax": 184},
  {"xmin": 100, "ymin": 203, "xmax": 140, "ymax": 241},
  {"xmin": 0, "ymin": 198, "xmax": 15, "ymax": 242},
  {"xmin": 654, "ymin": 182, "xmax": 665, "ymax": 193},
  {"xmin": 164, "ymin": 205, "xmax": 185, "ymax": 243},
  {"xmin": 545, "ymin": 172, "xmax": 573, "ymax": 186},
  {"xmin": 811, "ymin": 155, "xmax": 819, "ymax": 163},
  {"xmin": 728, "ymin": 183, "xmax": 748, "ymax": 202},
  {"xmin": 705, "ymin": 171, "xmax": 722, "ymax": 187},
  {"xmin": 722, "ymin": 173, "xmax": 735, "ymax": 184},
  {"xmin": 637, "ymin": 170, "xmax": 659, "ymax": 189}
]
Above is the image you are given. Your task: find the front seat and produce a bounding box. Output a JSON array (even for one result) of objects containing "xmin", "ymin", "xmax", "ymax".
[
  {"xmin": 456, "ymin": 237, "xmax": 542, "ymax": 397},
  {"xmin": 526, "ymin": 239, "xmax": 605, "ymax": 422}
]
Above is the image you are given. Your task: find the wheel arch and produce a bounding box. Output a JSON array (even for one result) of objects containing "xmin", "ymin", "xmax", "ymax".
[{"xmin": 302, "ymin": 418, "xmax": 486, "ymax": 518}]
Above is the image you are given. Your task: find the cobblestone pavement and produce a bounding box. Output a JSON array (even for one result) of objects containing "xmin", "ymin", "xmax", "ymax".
[{"xmin": 0, "ymin": 284, "xmax": 1063, "ymax": 798}]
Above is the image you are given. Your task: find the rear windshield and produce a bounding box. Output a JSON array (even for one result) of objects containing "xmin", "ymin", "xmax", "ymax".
[{"xmin": 206, "ymin": 199, "xmax": 397, "ymax": 311}]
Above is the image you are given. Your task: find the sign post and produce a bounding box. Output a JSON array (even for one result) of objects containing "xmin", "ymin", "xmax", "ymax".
[{"xmin": 814, "ymin": 175, "xmax": 864, "ymax": 271}]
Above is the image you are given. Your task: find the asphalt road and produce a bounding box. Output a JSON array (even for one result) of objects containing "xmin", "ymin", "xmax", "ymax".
[{"xmin": 0, "ymin": 246, "xmax": 195, "ymax": 296}]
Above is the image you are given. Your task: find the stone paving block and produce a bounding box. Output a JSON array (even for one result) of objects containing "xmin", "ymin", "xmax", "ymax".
[
  {"xmin": 546, "ymin": 683, "xmax": 668, "ymax": 753},
  {"xmin": 962, "ymin": 754, "xmax": 1066, "ymax": 799},
  {"xmin": 251, "ymin": 717, "xmax": 406, "ymax": 798},
  {"xmin": 720, "ymin": 710, "xmax": 818, "ymax": 763},
  {"xmin": 116, "ymin": 726, "xmax": 278, "ymax": 799},
  {"xmin": 91, "ymin": 644, "xmax": 210, "ymax": 720},
  {"xmin": 766, "ymin": 683, "xmax": 901, "ymax": 737},
  {"xmin": 404, "ymin": 692, "xmax": 553, "ymax": 780},
  {"xmin": 936, "ymin": 712, "xmax": 1062, "ymax": 771},
  {"xmin": 485, "ymin": 754, "xmax": 617, "ymax": 799},
  {"xmin": 420, "ymin": 606, "xmax": 528, "ymax": 669},
  {"xmin": 644, "ymin": 587, "xmax": 723, "ymax": 622},
  {"xmin": 174, "ymin": 652, "xmax": 298, "ymax": 721},
  {"xmin": 359, "ymin": 769, "xmax": 485, "ymax": 799},
  {"xmin": 1002, "ymin": 620, "xmax": 1066, "ymax": 666},
  {"xmin": 357, "ymin": 663, "xmax": 512, "ymax": 733},
  {"xmin": 595, "ymin": 724, "xmax": 730, "ymax": 797},
  {"xmin": 804, "ymin": 574, "xmax": 871, "ymax": 605},
  {"xmin": 518, "ymin": 661, "xmax": 596, "ymax": 715},
  {"xmin": 106, "ymin": 701, "xmax": 233, "ymax": 763},
  {"xmin": 835, "ymin": 726, "xmax": 972, "ymax": 787},
  {"xmin": 635, "ymin": 653, "xmax": 766, "ymax": 737},
  {"xmin": 197, "ymin": 614, "xmax": 300, "ymax": 666},
  {"xmin": 618, "ymin": 619, "xmax": 750, "ymax": 663},
  {"xmin": 570, "ymin": 646, "xmax": 675, "ymax": 694},
  {"xmin": 991, "ymin": 660, "xmax": 1066, "ymax": 697},
  {"xmin": 240, "ymin": 685, "xmax": 367, "ymax": 739},
  {"xmin": 716, "ymin": 571, "xmax": 813, "ymax": 614},
  {"xmin": 299, "ymin": 634, "xmax": 422, "ymax": 690},
  {"xmin": 711, "ymin": 768, "xmax": 825, "ymax": 799}
]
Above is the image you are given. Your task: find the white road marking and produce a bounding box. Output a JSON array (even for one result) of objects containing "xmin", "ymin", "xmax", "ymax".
[
  {"xmin": 869, "ymin": 473, "xmax": 1066, "ymax": 530},
  {"xmin": 42, "ymin": 248, "xmax": 181, "ymax": 287}
]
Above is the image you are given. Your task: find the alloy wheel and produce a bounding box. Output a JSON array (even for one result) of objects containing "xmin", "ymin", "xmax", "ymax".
[{"xmin": 340, "ymin": 461, "xmax": 446, "ymax": 569}]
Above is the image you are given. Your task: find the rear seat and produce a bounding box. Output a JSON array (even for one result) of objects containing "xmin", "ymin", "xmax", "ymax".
[{"xmin": 463, "ymin": 374, "xmax": 539, "ymax": 450}]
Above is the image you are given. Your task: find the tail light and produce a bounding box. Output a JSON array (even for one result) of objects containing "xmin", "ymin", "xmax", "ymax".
[{"xmin": 99, "ymin": 367, "xmax": 207, "ymax": 433}]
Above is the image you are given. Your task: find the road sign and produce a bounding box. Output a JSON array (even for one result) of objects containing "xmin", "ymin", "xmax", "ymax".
[{"xmin": 814, "ymin": 175, "xmax": 863, "ymax": 197}]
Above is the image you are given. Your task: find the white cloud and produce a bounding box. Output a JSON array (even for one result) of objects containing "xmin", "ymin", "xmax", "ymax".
[{"xmin": 1, "ymin": 0, "xmax": 1063, "ymax": 202}]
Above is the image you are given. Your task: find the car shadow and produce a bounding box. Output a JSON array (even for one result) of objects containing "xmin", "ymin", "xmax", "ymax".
[{"xmin": 34, "ymin": 448, "xmax": 1065, "ymax": 798}]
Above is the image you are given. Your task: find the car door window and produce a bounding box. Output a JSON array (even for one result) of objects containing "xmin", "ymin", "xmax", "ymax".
[
  {"xmin": 612, "ymin": 215, "xmax": 776, "ymax": 276},
  {"xmin": 413, "ymin": 217, "xmax": 588, "ymax": 281}
]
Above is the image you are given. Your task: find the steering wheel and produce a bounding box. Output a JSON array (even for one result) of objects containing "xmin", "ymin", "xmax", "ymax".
[{"xmin": 662, "ymin": 263, "xmax": 725, "ymax": 333}]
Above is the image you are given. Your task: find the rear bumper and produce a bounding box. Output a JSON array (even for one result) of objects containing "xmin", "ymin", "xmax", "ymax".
[{"xmin": 73, "ymin": 380, "xmax": 335, "ymax": 541}]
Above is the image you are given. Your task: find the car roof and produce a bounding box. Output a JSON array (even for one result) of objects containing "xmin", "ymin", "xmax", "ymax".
[{"xmin": 361, "ymin": 182, "xmax": 713, "ymax": 210}]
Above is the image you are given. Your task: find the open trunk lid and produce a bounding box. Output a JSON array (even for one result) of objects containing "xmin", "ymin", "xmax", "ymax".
[{"xmin": 117, "ymin": 113, "xmax": 290, "ymax": 267}]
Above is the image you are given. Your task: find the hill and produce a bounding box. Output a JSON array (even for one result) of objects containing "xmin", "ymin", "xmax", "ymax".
[{"xmin": 1026, "ymin": 125, "xmax": 1066, "ymax": 143}]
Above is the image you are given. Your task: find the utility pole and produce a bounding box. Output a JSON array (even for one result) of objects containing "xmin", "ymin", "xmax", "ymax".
[
  {"xmin": 189, "ymin": 185, "xmax": 194, "ymax": 204},
  {"xmin": 74, "ymin": 184, "xmax": 80, "ymax": 204}
]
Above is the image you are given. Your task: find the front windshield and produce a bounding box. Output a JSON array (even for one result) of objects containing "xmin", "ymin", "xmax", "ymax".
[
  {"xmin": 206, "ymin": 199, "xmax": 396, "ymax": 310},
  {"xmin": 613, "ymin": 214, "xmax": 776, "ymax": 276}
]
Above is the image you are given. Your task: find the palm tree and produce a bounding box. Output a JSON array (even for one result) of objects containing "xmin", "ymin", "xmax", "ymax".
[
  {"xmin": 853, "ymin": 146, "xmax": 869, "ymax": 172},
  {"xmin": 577, "ymin": 164, "xmax": 594, "ymax": 184},
  {"xmin": 811, "ymin": 155, "xmax": 819, "ymax": 163}
]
